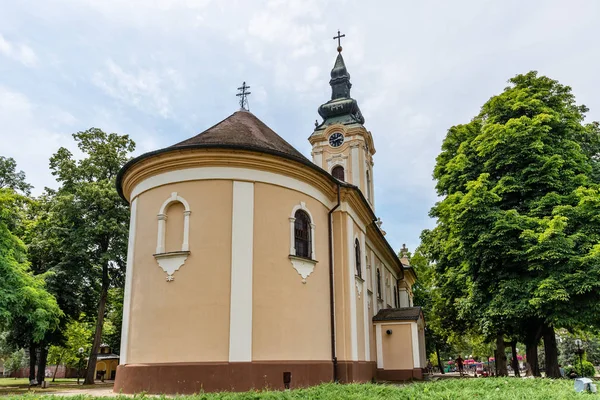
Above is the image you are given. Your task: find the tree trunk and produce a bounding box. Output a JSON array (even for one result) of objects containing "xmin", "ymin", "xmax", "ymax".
[
  {"xmin": 525, "ymin": 324, "xmax": 542, "ymax": 377},
  {"xmin": 52, "ymin": 355, "xmax": 62, "ymax": 382},
  {"xmin": 496, "ymin": 333, "xmax": 508, "ymax": 376},
  {"xmin": 28, "ymin": 341, "xmax": 37, "ymax": 384},
  {"xmin": 84, "ymin": 261, "xmax": 110, "ymax": 385},
  {"xmin": 37, "ymin": 345, "xmax": 48, "ymax": 384},
  {"xmin": 435, "ymin": 343, "xmax": 444, "ymax": 374},
  {"xmin": 510, "ymin": 341, "xmax": 520, "ymax": 377},
  {"xmin": 543, "ymin": 324, "xmax": 561, "ymax": 378}
]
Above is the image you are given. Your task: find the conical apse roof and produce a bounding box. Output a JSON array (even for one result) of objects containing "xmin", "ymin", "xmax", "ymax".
[{"xmin": 172, "ymin": 110, "xmax": 308, "ymax": 162}]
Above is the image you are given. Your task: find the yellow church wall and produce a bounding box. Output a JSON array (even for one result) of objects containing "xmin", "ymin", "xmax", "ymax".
[
  {"xmin": 380, "ymin": 323, "xmax": 414, "ymax": 370},
  {"xmin": 352, "ymin": 221, "xmax": 365, "ymax": 361},
  {"xmin": 369, "ymin": 307, "xmax": 376, "ymax": 361},
  {"xmin": 252, "ymin": 182, "xmax": 331, "ymax": 361},
  {"xmin": 332, "ymin": 211, "xmax": 350, "ymax": 361},
  {"xmin": 127, "ymin": 180, "xmax": 233, "ymax": 363}
]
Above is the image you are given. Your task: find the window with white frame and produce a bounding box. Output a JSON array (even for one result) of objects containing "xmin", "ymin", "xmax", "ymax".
[
  {"xmin": 354, "ymin": 239, "xmax": 362, "ymax": 278},
  {"xmin": 289, "ymin": 202, "xmax": 316, "ymax": 260},
  {"xmin": 156, "ymin": 192, "xmax": 191, "ymax": 254}
]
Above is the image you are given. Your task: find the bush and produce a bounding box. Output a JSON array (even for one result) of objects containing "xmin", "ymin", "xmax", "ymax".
[{"xmin": 565, "ymin": 360, "xmax": 596, "ymax": 377}]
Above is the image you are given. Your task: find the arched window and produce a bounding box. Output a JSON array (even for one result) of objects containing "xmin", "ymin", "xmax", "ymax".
[
  {"xmin": 354, "ymin": 239, "xmax": 362, "ymax": 278},
  {"xmin": 156, "ymin": 192, "xmax": 191, "ymax": 254},
  {"xmin": 332, "ymin": 165, "xmax": 345, "ymax": 181},
  {"xmin": 294, "ymin": 210, "xmax": 311, "ymax": 258}
]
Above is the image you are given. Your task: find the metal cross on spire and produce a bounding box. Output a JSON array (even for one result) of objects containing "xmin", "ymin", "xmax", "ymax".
[
  {"xmin": 236, "ymin": 81, "xmax": 251, "ymax": 111},
  {"xmin": 333, "ymin": 29, "xmax": 345, "ymax": 52}
]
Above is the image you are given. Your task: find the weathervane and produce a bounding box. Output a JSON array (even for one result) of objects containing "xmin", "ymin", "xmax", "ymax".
[
  {"xmin": 333, "ymin": 29, "xmax": 345, "ymax": 52},
  {"xmin": 236, "ymin": 81, "xmax": 251, "ymax": 111}
]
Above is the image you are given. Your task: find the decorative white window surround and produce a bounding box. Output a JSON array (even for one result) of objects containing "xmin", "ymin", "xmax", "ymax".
[
  {"xmin": 355, "ymin": 275, "xmax": 364, "ymax": 299},
  {"xmin": 289, "ymin": 202, "xmax": 317, "ymax": 283},
  {"xmin": 154, "ymin": 192, "xmax": 191, "ymax": 282},
  {"xmin": 326, "ymin": 154, "xmax": 348, "ymax": 171},
  {"xmin": 288, "ymin": 255, "xmax": 317, "ymax": 284}
]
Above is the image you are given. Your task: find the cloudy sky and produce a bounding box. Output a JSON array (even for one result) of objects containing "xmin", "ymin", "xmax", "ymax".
[{"xmin": 1, "ymin": 0, "xmax": 599, "ymax": 253}]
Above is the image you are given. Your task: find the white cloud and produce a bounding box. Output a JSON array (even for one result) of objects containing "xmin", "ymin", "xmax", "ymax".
[
  {"xmin": 0, "ymin": 34, "xmax": 37, "ymax": 67},
  {"xmin": 92, "ymin": 60, "xmax": 183, "ymax": 118},
  {"xmin": 0, "ymin": 87, "xmax": 74, "ymax": 193}
]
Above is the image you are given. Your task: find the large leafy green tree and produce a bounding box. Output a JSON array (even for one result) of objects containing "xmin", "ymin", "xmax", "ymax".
[
  {"xmin": 0, "ymin": 156, "xmax": 33, "ymax": 195},
  {"xmin": 0, "ymin": 187, "xmax": 62, "ymax": 376},
  {"xmin": 424, "ymin": 71, "xmax": 600, "ymax": 378},
  {"xmin": 49, "ymin": 128, "xmax": 134, "ymax": 384}
]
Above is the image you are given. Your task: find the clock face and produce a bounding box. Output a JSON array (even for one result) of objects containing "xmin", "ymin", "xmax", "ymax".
[{"xmin": 328, "ymin": 132, "xmax": 344, "ymax": 148}]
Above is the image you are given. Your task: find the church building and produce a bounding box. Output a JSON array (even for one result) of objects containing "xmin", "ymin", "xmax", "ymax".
[{"xmin": 114, "ymin": 37, "xmax": 426, "ymax": 394}]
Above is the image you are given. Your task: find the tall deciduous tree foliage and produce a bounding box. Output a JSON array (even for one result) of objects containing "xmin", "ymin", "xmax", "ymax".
[
  {"xmin": 49, "ymin": 128, "xmax": 135, "ymax": 384},
  {"xmin": 424, "ymin": 71, "xmax": 600, "ymax": 378},
  {"xmin": 0, "ymin": 188, "xmax": 62, "ymax": 350},
  {"xmin": 0, "ymin": 156, "xmax": 33, "ymax": 195}
]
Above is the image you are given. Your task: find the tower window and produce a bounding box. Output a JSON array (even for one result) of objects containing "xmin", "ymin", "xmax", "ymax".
[
  {"xmin": 355, "ymin": 239, "xmax": 362, "ymax": 278},
  {"xmin": 294, "ymin": 210, "xmax": 312, "ymax": 258},
  {"xmin": 332, "ymin": 165, "xmax": 345, "ymax": 181}
]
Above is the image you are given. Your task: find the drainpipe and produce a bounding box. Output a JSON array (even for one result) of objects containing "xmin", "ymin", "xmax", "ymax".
[{"xmin": 328, "ymin": 184, "xmax": 341, "ymax": 382}]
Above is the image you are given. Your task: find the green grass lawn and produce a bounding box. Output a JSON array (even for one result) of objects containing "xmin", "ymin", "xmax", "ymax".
[
  {"xmin": 0, "ymin": 378, "xmax": 112, "ymax": 396},
  {"xmin": 0, "ymin": 378, "xmax": 79, "ymax": 386},
  {"xmin": 0, "ymin": 378, "xmax": 596, "ymax": 399}
]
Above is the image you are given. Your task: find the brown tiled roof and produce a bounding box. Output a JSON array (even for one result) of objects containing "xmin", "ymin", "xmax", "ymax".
[
  {"xmin": 171, "ymin": 110, "xmax": 309, "ymax": 162},
  {"xmin": 372, "ymin": 307, "xmax": 423, "ymax": 322}
]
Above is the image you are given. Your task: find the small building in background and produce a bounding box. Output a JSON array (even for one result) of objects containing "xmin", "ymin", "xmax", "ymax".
[{"xmin": 94, "ymin": 344, "xmax": 119, "ymax": 381}]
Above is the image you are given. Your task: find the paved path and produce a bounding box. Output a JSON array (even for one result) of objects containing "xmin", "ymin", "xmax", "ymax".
[{"xmin": 49, "ymin": 387, "xmax": 120, "ymax": 397}]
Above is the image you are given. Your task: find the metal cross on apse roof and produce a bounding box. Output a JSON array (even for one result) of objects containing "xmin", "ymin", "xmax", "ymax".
[
  {"xmin": 236, "ymin": 81, "xmax": 251, "ymax": 111},
  {"xmin": 333, "ymin": 30, "xmax": 345, "ymax": 52}
]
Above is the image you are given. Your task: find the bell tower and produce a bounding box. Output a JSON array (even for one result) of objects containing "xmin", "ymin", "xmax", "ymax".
[{"xmin": 309, "ymin": 31, "xmax": 376, "ymax": 209}]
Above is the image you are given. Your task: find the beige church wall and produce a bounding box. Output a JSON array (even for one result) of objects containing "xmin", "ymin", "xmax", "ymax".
[
  {"xmin": 332, "ymin": 211, "xmax": 351, "ymax": 361},
  {"xmin": 369, "ymin": 306, "xmax": 376, "ymax": 361},
  {"xmin": 365, "ymin": 246, "xmax": 374, "ymax": 292},
  {"xmin": 352, "ymin": 221, "xmax": 366, "ymax": 361},
  {"xmin": 380, "ymin": 323, "xmax": 414, "ymax": 370},
  {"xmin": 252, "ymin": 182, "xmax": 331, "ymax": 361},
  {"xmin": 355, "ymin": 285, "xmax": 366, "ymax": 360},
  {"xmin": 127, "ymin": 180, "xmax": 233, "ymax": 363}
]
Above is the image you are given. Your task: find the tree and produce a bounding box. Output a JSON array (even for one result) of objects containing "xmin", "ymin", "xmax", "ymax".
[
  {"xmin": 0, "ymin": 187, "xmax": 63, "ymax": 384},
  {"xmin": 0, "ymin": 156, "xmax": 33, "ymax": 195},
  {"xmin": 423, "ymin": 71, "xmax": 600, "ymax": 378},
  {"xmin": 409, "ymin": 246, "xmax": 452, "ymax": 373},
  {"xmin": 48, "ymin": 128, "xmax": 134, "ymax": 384},
  {"xmin": 0, "ymin": 188, "xmax": 62, "ymax": 345},
  {"xmin": 3, "ymin": 349, "xmax": 26, "ymax": 377},
  {"xmin": 47, "ymin": 318, "xmax": 93, "ymax": 381}
]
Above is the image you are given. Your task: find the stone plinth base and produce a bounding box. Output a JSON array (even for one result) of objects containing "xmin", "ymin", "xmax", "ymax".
[
  {"xmin": 376, "ymin": 367, "xmax": 424, "ymax": 381},
  {"xmin": 337, "ymin": 361, "xmax": 377, "ymax": 383},
  {"xmin": 114, "ymin": 361, "xmax": 334, "ymax": 394}
]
